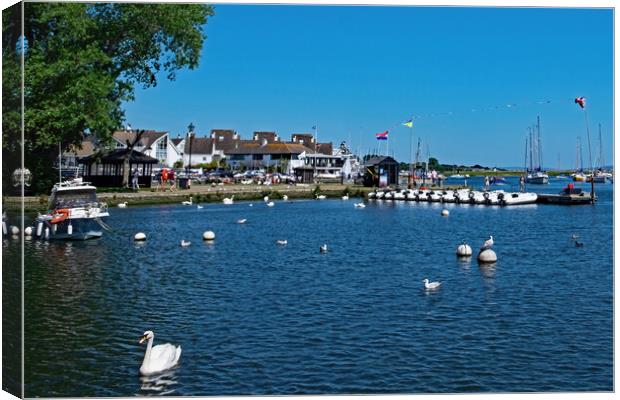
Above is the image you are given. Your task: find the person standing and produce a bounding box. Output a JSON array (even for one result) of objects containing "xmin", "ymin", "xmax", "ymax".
[
  {"xmin": 131, "ymin": 167, "xmax": 139, "ymax": 191},
  {"xmin": 169, "ymin": 168, "xmax": 176, "ymax": 191}
]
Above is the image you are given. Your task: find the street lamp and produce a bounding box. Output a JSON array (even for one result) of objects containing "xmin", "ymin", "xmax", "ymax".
[{"xmin": 187, "ymin": 122, "xmax": 195, "ymax": 176}]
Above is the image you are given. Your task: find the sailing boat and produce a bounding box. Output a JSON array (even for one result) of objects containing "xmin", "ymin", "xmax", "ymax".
[
  {"xmin": 525, "ymin": 116, "xmax": 549, "ymax": 184},
  {"xmin": 572, "ymin": 136, "xmax": 587, "ymax": 182},
  {"xmin": 587, "ymin": 124, "xmax": 609, "ymax": 183}
]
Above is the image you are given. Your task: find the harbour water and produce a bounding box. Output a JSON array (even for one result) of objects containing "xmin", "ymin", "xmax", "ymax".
[{"xmin": 4, "ymin": 178, "xmax": 613, "ymax": 396}]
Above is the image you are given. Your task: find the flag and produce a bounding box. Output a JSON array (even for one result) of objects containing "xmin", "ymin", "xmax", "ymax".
[
  {"xmin": 402, "ymin": 119, "xmax": 413, "ymax": 128},
  {"xmin": 376, "ymin": 131, "xmax": 388, "ymax": 140},
  {"xmin": 574, "ymin": 97, "xmax": 586, "ymax": 109}
]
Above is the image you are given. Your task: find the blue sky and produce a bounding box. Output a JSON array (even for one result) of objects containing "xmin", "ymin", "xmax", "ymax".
[{"xmin": 123, "ymin": 5, "xmax": 613, "ymax": 168}]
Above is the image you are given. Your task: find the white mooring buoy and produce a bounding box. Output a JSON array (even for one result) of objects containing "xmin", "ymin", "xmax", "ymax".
[
  {"xmin": 10, "ymin": 225, "xmax": 19, "ymax": 235},
  {"xmin": 456, "ymin": 243, "xmax": 473, "ymax": 257},
  {"xmin": 134, "ymin": 232, "xmax": 147, "ymax": 241},
  {"xmin": 441, "ymin": 209, "xmax": 450, "ymax": 216},
  {"xmin": 24, "ymin": 226, "xmax": 33, "ymax": 236},
  {"xmin": 202, "ymin": 230, "xmax": 215, "ymax": 241},
  {"xmin": 478, "ymin": 249, "xmax": 497, "ymax": 263}
]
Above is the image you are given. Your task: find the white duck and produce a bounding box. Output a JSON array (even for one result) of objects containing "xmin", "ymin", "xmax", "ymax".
[
  {"xmin": 118, "ymin": 202, "xmax": 127, "ymax": 208},
  {"xmin": 237, "ymin": 218, "xmax": 247, "ymax": 224},
  {"xmin": 320, "ymin": 244, "xmax": 328, "ymax": 253},
  {"xmin": 481, "ymin": 235, "xmax": 494, "ymax": 250},
  {"xmin": 139, "ymin": 330, "xmax": 182, "ymax": 376},
  {"xmin": 180, "ymin": 240, "xmax": 191, "ymax": 247},
  {"xmin": 223, "ymin": 195, "xmax": 234, "ymax": 205},
  {"xmin": 266, "ymin": 201, "xmax": 275, "ymax": 207},
  {"xmin": 181, "ymin": 197, "xmax": 193, "ymax": 206},
  {"xmin": 276, "ymin": 239, "xmax": 287, "ymax": 245},
  {"xmin": 423, "ymin": 278, "xmax": 442, "ymax": 290}
]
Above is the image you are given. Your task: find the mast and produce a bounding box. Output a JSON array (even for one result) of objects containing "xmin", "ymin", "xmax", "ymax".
[
  {"xmin": 528, "ymin": 127, "xmax": 533, "ymax": 172},
  {"xmin": 537, "ymin": 116, "xmax": 543, "ymax": 171},
  {"xmin": 598, "ymin": 123, "xmax": 604, "ymax": 170},
  {"xmin": 414, "ymin": 137, "xmax": 421, "ymax": 184},
  {"xmin": 58, "ymin": 142, "xmax": 62, "ymax": 183},
  {"xmin": 524, "ymin": 135, "xmax": 528, "ymax": 178}
]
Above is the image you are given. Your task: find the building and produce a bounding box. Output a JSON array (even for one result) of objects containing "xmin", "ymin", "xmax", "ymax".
[
  {"xmin": 79, "ymin": 148, "xmax": 159, "ymax": 187},
  {"xmin": 111, "ymin": 130, "xmax": 181, "ymax": 167},
  {"xmin": 226, "ymin": 141, "xmax": 315, "ymax": 172},
  {"xmin": 363, "ymin": 156, "xmax": 400, "ymax": 187}
]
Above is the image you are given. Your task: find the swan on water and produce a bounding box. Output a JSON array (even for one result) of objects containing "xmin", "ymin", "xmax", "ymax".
[
  {"xmin": 180, "ymin": 240, "xmax": 191, "ymax": 247},
  {"xmin": 481, "ymin": 235, "xmax": 494, "ymax": 250},
  {"xmin": 223, "ymin": 195, "xmax": 234, "ymax": 205},
  {"xmin": 354, "ymin": 203, "xmax": 366, "ymax": 208},
  {"xmin": 196, "ymin": 205, "xmax": 203, "ymax": 209},
  {"xmin": 139, "ymin": 331, "xmax": 182, "ymax": 376},
  {"xmin": 320, "ymin": 244, "xmax": 328, "ymax": 253},
  {"xmin": 282, "ymin": 195, "xmax": 289, "ymax": 201},
  {"xmin": 423, "ymin": 278, "xmax": 442, "ymax": 290},
  {"xmin": 316, "ymin": 195, "xmax": 326, "ymax": 200},
  {"xmin": 118, "ymin": 202, "xmax": 127, "ymax": 208},
  {"xmin": 249, "ymin": 204, "xmax": 254, "ymax": 207},
  {"xmin": 266, "ymin": 201, "xmax": 275, "ymax": 207},
  {"xmin": 276, "ymin": 240, "xmax": 287, "ymax": 245},
  {"xmin": 342, "ymin": 195, "xmax": 349, "ymax": 200},
  {"xmin": 237, "ymin": 218, "xmax": 247, "ymax": 224},
  {"xmin": 182, "ymin": 197, "xmax": 193, "ymax": 206},
  {"xmin": 264, "ymin": 196, "xmax": 269, "ymax": 202}
]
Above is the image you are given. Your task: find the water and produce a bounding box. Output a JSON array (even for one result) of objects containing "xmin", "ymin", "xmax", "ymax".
[{"xmin": 4, "ymin": 178, "xmax": 613, "ymax": 396}]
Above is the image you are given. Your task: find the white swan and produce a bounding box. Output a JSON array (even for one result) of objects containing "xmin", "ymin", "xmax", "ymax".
[
  {"xmin": 249, "ymin": 203, "xmax": 253, "ymax": 207},
  {"xmin": 196, "ymin": 205, "xmax": 203, "ymax": 209},
  {"xmin": 320, "ymin": 244, "xmax": 328, "ymax": 253},
  {"xmin": 282, "ymin": 195, "xmax": 289, "ymax": 201},
  {"xmin": 139, "ymin": 331, "xmax": 182, "ymax": 375},
  {"xmin": 481, "ymin": 235, "xmax": 494, "ymax": 250},
  {"xmin": 180, "ymin": 240, "xmax": 191, "ymax": 247},
  {"xmin": 223, "ymin": 195, "xmax": 234, "ymax": 205},
  {"xmin": 316, "ymin": 194, "xmax": 326, "ymax": 200},
  {"xmin": 237, "ymin": 218, "xmax": 247, "ymax": 224},
  {"xmin": 118, "ymin": 202, "xmax": 127, "ymax": 208},
  {"xmin": 342, "ymin": 195, "xmax": 349, "ymax": 200},
  {"xmin": 423, "ymin": 278, "xmax": 442, "ymax": 290},
  {"xmin": 276, "ymin": 239, "xmax": 287, "ymax": 245},
  {"xmin": 266, "ymin": 201, "xmax": 275, "ymax": 207},
  {"xmin": 354, "ymin": 202, "xmax": 365, "ymax": 208},
  {"xmin": 182, "ymin": 197, "xmax": 193, "ymax": 206},
  {"xmin": 264, "ymin": 196, "xmax": 269, "ymax": 202}
]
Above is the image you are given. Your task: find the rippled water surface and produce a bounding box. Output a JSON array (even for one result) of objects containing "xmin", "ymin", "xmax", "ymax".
[{"xmin": 5, "ymin": 178, "xmax": 613, "ymax": 396}]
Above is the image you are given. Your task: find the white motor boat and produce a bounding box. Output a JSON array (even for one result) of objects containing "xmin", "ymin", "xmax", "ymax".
[
  {"xmin": 367, "ymin": 191, "xmax": 377, "ymax": 199},
  {"xmin": 384, "ymin": 190, "xmax": 395, "ymax": 200},
  {"xmin": 406, "ymin": 190, "xmax": 417, "ymax": 201},
  {"xmin": 454, "ymin": 189, "xmax": 471, "ymax": 203},
  {"xmin": 393, "ymin": 190, "xmax": 407, "ymax": 200},
  {"xmin": 35, "ymin": 179, "xmax": 109, "ymax": 240},
  {"xmin": 484, "ymin": 190, "xmax": 505, "ymax": 205},
  {"xmin": 415, "ymin": 189, "xmax": 430, "ymax": 201},
  {"xmin": 427, "ymin": 190, "xmax": 442, "ymax": 202},
  {"xmin": 469, "ymin": 190, "xmax": 487, "ymax": 204},
  {"xmin": 375, "ymin": 190, "xmax": 386, "ymax": 199},
  {"xmin": 499, "ymin": 191, "xmax": 538, "ymax": 206},
  {"xmin": 440, "ymin": 190, "xmax": 456, "ymax": 203}
]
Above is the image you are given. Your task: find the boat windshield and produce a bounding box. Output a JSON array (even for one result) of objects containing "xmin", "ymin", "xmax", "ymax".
[{"xmin": 49, "ymin": 189, "xmax": 97, "ymax": 209}]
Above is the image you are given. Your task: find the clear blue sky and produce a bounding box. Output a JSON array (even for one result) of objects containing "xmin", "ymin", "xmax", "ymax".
[{"xmin": 123, "ymin": 5, "xmax": 613, "ymax": 168}]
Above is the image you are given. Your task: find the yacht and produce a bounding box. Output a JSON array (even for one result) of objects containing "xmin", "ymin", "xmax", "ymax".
[{"xmin": 35, "ymin": 179, "xmax": 109, "ymax": 240}]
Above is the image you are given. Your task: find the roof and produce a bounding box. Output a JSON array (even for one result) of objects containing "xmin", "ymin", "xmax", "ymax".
[
  {"xmin": 253, "ymin": 131, "xmax": 278, "ymax": 142},
  {"xmin": 112, "ymin": 130, "xmax": 167, "ymax": 149},
  {"xmin": 364, "ymin": 156, "xmax": 399, "ymax": 166},
  {"xmin": 316, "ymin": 142, "xmax": 333, "ymax": 155},
  {"xmin": 226, "ymin": 142, "xmax": 315, "ymax": 155},
  {"xmin": 78, "ymin": 148, "xmax": 159, "ymax": 164},
  {"xmin": 171, "ymin": 137, "xmax": 184, "ymax": 146}
]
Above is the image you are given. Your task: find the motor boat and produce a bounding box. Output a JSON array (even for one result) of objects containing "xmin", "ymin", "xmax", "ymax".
[{"xmin": 499, "ymin": 191, "xmax": 538, "ymax": 206}]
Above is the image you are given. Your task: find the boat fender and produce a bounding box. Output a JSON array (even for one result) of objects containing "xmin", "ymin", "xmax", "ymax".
[
  {"xmin": 498, "ymin": 193, "xmax": 504, "ymax": 200},
  {"xmin": 52, "ymin": 224, "xmax": 57, "ymax": 234},
  {"xmin": 24, "ymin": 226, "xmax": 33, "ymax": 236},
  {"xmin": 2, "ymin": 221, "xmax": 6, "ymax": 236},
  {"xmin": 45, "ymin": 227, "xmax": 50, "ymax": 239},
  {"xmin": 67, "ymin": 223, "xmax": 73, "ymax": 236},
  {"xmin": 468, "ymin": 191, "xmax": 475, "ymax": 199},
  {"xmin": 50, "ymin": 209, "xmax": 70, "ymax": 224},
  {"xmin": 36, "ymin": 222, "xmax": 43, "ymax": 237},
  {"xmin": 483, "ymin": 192, "xmax": 490, "ymax": 199}
]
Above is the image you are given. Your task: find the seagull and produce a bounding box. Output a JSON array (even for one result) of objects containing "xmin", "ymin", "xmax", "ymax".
[
  {"xmin": 237, "ymin": 218, "xmax": 247, "ymax": 224},
  {"xmin": 180, "ymin": 240, "xmax": 191, "ymax": 247},
  {"xmin": 481, "ymin": 235, "xmax": 494, "ymax": 250},
  {"xmin": 118, "ymin": 202, "xmax": 127, "ymax": 208},
  {"xmin": 575, "ymin": 241, "xmax": 584, "ymax": 247},
  {"xmin": 182, "ymin": 197, "xmax": 193, "ymax": 206},
  {"xmin": 423, "ymin": 278, "xmax": 442, "ymax": 290},
  {"xmin": 266, "ymin": 201, "xmax": 275, "ymax": 207},
  {"xmin": 571, "ymin": 234, "xmax": 579, "ymax": 240},
  {"xmin": 196, "ymin": 205, "xmax": 203, "ymax": 209},
  {"xmin": 138, "ymin": 331, "xmax": 182, "ymax": 376},
  {"xmin": 282, "ymin": 195, "xmax": 289, "ymax": 201},
  {"xmin": 276, "ymin": 240, "xmax": 287, "ymax": 245},
  {"xmin": 320, "ymin": 244, "xmax": 328, "ymax": 253}
]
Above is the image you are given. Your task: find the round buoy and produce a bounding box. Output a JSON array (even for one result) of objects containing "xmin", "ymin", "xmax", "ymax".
[
  {"xmin": 134, "ymin": 232, "xmax": 147, "ymax": 241},
  {"xmin": 441, "ymin": 209, "xmax": 449, "ymax": 216},
  {"xmin": 202, "ymin": 230, "xmax": 215, "ymax": 241},
  {"xmin": 456, "ymin": 243, "xmax": 473, "ymax": 257},
  {"xmin": 24, "ymin": 226, "xmax": 33, "ymax": 236},
  {"xmin": 10, "ymin": 225, "xmax": 19, "ymax": 235},
  {"xmin": 478, "ymin": 249, "xmax": 497, "ymax": 263}
]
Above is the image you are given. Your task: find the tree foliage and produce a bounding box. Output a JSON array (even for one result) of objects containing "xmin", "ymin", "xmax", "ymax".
[{"xmin": 2, "ymin": 3, "xmax": 214, "ymax": 193}]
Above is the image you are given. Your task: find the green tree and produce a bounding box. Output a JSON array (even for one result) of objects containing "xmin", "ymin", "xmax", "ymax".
[{"xmin": 2, "ymin": 3, "xmax": 214, "ymax": 193}]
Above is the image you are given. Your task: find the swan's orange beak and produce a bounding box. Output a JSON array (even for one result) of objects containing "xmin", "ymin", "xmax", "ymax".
[{"xmin": 139, "ymin": 334, "xmax": 147, "ymax": 344}]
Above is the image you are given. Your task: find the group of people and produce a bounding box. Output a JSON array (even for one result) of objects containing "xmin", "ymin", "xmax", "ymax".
[{"xmin": 156, "ymin": 168, "xmax": 177, "ymax": 191}]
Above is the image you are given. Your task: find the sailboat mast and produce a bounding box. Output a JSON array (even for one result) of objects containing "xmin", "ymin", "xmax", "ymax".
[
  {"xmin": 529, "ymin": 127, "xmax": 533, "ymax": 172},
  {"xmin": 537, "ymin": 116, "xmax": 543, "ymax": 170},
  {"xmin": 598, "ymin": 123, "xmax": 604, "ymax": 170}
]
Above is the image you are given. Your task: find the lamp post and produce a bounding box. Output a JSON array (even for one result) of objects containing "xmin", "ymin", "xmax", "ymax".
[{"xmin": 187, "ymin": 122, "xmax": 195, "ymax": 177}]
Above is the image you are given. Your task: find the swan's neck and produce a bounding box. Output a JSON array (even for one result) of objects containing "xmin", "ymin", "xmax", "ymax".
[{"xmin": 143, "ymin": 336, "xmax": 154, "ymax": 365}]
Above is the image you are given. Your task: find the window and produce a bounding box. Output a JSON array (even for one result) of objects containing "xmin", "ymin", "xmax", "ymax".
[
  {"xmin": 156, "ymin": 137, "xmax": 167, "ymax": 162},
  {"xmin": 271, "ymin": 154, "xmax": 282, "ymax": 160},
  {"xmin": 230, "ymin": 154, "xmax": 245, "ymax": 161},
  {"xmin": 252, "ymin": 154, "xmax": 263, "ymax": 160}
]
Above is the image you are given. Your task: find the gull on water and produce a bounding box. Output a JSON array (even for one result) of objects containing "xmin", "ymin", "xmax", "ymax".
[
  {"xmin": 266, "ymin": 201, "xmax": 275, "ymax": 207},
  {"xmin": 237, "ymin": 218, "xmax": 247, "ymax": 224},
  {"xmin": 320, "ymin": 244, "xmax": 328, "ymax": 253},
  {"xmin": 423, "ymin": 278, "xmax": 442, "ymax": 290},
  {"xmin": 276, "ymin": 240, "xmax": 287, "ymax": 245},
  {"xmin": 180, "ymin": 240, "xmax": 191, "ymax": 247}
]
